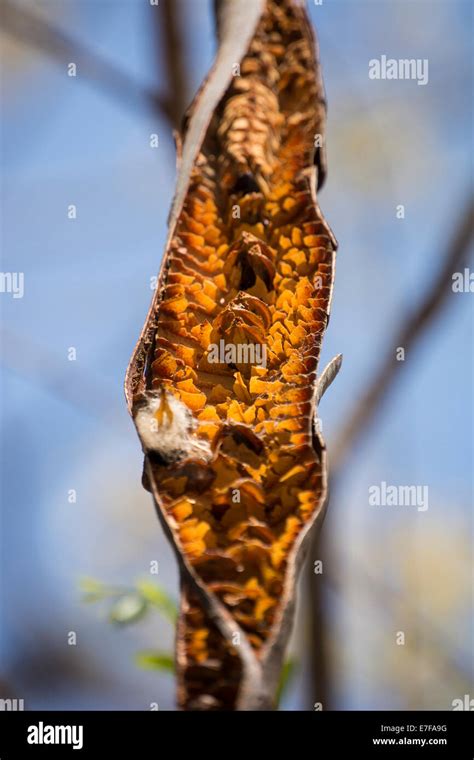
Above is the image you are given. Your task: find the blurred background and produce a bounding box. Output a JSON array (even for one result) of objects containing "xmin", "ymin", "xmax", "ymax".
[{"xmin": 0, "ymin": 0, "xmax": 472, "ymax": 710}]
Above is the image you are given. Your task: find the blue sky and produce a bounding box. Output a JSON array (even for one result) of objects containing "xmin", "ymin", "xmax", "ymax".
[{"xmin": 1, "ymin": 0, "xmax": 472, "ymax": 710}]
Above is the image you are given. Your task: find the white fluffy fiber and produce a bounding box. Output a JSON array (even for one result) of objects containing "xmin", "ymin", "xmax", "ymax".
[{"xmin": 133, "ymin": 391, "xmax": 211, "ymax": 462}]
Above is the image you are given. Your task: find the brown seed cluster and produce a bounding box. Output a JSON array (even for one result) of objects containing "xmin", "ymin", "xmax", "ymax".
[{"xmin": 141, "ymin": 0, "xmax": 335, "ymax": 710}]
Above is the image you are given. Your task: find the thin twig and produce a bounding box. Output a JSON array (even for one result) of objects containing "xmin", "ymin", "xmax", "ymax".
[
  {"xmin": 307, "ymin": 194, "xmax": 474, "ymax": 709},
  {"xmin": 0, "ymin": 0, "xmax": 174, "ymax": 122},
  {"xmin": 332, "ymin": 194, "xmax": 474, "ymax": 475},
  {"xmin": 152, "ymin": 0, "xmax": 189, "ymax": 128}
]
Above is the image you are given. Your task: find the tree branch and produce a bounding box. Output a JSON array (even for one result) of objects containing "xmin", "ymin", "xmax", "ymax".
[
  {"xmin": 307, "ymin": 194, "xmax": 474, "ymax": 709},
  {"xmin": 333, "ymin": 194, "xmax": 474, "ymax": 475},
  {"xmin": 0, "ymin": 0, "xmax": 173, "ymax": 122},
  {"xmin": 153, "ymin": 0, "xmax": 189, "ymax": 128}
]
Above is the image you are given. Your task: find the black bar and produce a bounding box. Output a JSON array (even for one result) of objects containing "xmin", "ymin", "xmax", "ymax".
[{"xmin": 0, "ymin": 710, "xmax": 472, "ymax": 757}]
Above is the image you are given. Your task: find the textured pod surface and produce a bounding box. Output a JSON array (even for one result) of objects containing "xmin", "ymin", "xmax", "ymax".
[{"xmin": 126, "ymin": 0, "xmax": 338, "ymax": 710}]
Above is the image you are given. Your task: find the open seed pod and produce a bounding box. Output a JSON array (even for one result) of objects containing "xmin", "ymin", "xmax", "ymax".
[{"xmin": 125, "ymin": 0, "xmax": 340, "ymax": 710}]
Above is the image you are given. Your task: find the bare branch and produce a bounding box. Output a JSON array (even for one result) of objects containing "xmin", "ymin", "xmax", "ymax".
[
  {"xmin": 307, "ymin": 194, "xmax": 474, "ymax": 710},
  {"xmin": 0, "ymin": 0, "xmax": 173, "ymax": 122},
  {"xmin": 332, "ymin": 194, "xmax": 474, "ymax": 475},
  {"xmin": 152, "ymin": 0, "xmax": 189, "ymax": 128}
]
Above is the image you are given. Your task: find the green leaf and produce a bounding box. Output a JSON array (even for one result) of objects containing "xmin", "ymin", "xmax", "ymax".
[
  {"xmin": 135, "ymin": 580, "xmax": 178, "ymax": 624},
  {"xmin": 79, "ymin": 576, "xmax": 108, "ymax": 601},
  {"xmin": 108, "ymin": 593, "xmax": 148, "ymax": 625},
  {"xmin": 135, "ymin": 650, "xmax": 175, "ymax": 673},
  {"xmin": 79, "ymin": 576, "xmax": 127, "ymax": 602},
  {"xmin": 276, "ymin": 658, "xmax": 298, "ymax": 708},
  {"xmin": 79, "ymin": 577, "xmax": 105, "ymax": 594}
]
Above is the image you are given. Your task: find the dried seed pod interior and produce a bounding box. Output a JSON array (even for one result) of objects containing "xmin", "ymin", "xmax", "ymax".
[{"xmin": 129, "ymin": 0, "xmax": 337, "ymax": 710}]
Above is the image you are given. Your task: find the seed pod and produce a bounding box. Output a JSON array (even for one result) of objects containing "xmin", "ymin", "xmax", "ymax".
[{"xmin": 125, "ymin": 0, "xmax": 339, "ymax": 710}]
